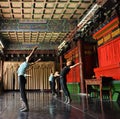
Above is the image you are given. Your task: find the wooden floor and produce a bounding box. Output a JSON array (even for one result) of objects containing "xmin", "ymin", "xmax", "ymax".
[{"xmin": 0, "ymin": 92, "xmax": 120, "ymax": 119}]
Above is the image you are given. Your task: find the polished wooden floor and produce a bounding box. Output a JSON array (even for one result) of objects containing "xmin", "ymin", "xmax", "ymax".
[{"xmin": 0, "ymin": 92, "xmax": 120, "ymax": 119}]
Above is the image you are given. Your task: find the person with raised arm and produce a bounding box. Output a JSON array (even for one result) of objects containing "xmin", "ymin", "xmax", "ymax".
[
  {"xmin": 60, "ymin": 60, "xmax": 81, "ymax": 104},
  {"xmin": 17, "ymin": 46, "xmax": 41, "ymax": 112}
]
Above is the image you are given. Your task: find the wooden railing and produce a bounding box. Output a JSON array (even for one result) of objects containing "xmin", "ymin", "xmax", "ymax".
[{"xmin": 94, "ymin": 63, "xmax": 120, "ymax": 80}]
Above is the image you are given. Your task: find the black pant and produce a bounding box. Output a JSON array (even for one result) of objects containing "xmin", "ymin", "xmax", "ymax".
[
  {"xmin": 52, "ymin": 79, "xmax": 57, "ymax": 95},
  {"xmin": 56, "ymin": 78, "xmax": 60, "ymax": 96},
  {"xmin": 49, "ymin": 81, "xmax": 53, "ymax": 92},
  {"xmin": 18, "ymin": 75, "xmax": 28, "ymax": 108},
  {"xmin": 60, "ymin": 76, "xmax": 70, "ymax": 97}
]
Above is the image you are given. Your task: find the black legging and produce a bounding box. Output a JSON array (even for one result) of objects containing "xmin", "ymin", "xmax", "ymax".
[
  {"xmin": 49, "ymin": 81, "xmax": 53, "ymax": 92},
  {"xmin": 18, "ymin": 75, "xmax": 28, "ymax": 108},
  {"xmin": 52, "ymin": 78, "xmax": 57, "ymax": 94},
  {"xmin": 60, "ymin": 76, "xmax": 70, "ymax": 97}
]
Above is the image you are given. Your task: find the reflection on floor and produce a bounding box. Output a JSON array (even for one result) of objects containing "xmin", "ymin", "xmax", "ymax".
[{"xmin": 0, "ymin": 92, "xmax": 120, "ymax": 119}]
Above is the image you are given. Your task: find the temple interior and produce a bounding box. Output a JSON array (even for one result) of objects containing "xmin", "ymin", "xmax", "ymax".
[{"xmin": 0, "ymin": 0, "xmax": 120, "ymax": 119}]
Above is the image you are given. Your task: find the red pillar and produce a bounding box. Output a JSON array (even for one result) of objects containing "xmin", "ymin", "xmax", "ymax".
[{"xmin": 77, "ymin": 40, "xmax": 85, "ymax": 93}]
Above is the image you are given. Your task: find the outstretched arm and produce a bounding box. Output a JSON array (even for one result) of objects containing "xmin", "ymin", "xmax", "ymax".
[
  {"xmin": 26, "ymin": 46, "xmax": 38, "ymax": 62},
  {"xmin": 24, "ymin": 74, "xmax": 31, "ymax": 77},
  {"xmin": 70, "ymin": 62, "xmax": 82, "ymax": 69},
  {"xmin": 28, "ymin": 46, "xmax": 38, "ymax": 58},
  {"xmin": 29, "ymin": 58, "xmax": 41, "ymax": 66}
]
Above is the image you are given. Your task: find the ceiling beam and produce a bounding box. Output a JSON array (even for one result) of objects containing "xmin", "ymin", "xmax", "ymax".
[
  {"xmin": 4, "ymin": 49, "xmax": 56, "ymax": 55},
  {"xmin": 0, "ymin": 19, "xmax": 77, "ymax": 32}
]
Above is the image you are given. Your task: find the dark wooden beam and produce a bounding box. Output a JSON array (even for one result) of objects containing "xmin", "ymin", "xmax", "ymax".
[
  {"xmin": 4, "ymin": 49, "xmax": 57, "ymax": 55},
  {"xmin": 0, "ymin": 19, "xmax": 77, "ymax": 32}
]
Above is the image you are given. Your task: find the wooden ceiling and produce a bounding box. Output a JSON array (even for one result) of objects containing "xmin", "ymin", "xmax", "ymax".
[
  {"xmin": 0, "ymin": 0, "xmax": 95, "ymax": 50},
  {"xmin": 0, "ymin": 0, "xmax": 93, "ymax": 19}
]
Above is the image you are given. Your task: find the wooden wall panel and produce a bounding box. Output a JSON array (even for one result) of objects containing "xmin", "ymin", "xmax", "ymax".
[
  {"xmin": 98, "ymin": 36, "xmax": 120, "ymax": 67},
  {"xmin": 93, "ymin": 17, "xmax": 120, "ymax": 46},
  {"xmin": 3, "ymin": 61, "xmax": 55, "ymax": 90}
]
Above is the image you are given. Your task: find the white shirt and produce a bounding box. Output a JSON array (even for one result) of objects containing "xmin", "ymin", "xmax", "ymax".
[{"xmin": 49, "ymin": 74, "xmax": 54, "ymax": 82}]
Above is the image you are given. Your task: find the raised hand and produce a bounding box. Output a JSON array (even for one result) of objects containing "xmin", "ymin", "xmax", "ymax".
[{"xmin": 33, "ymin": 46, "xmax": 38, "ymax": 51}]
